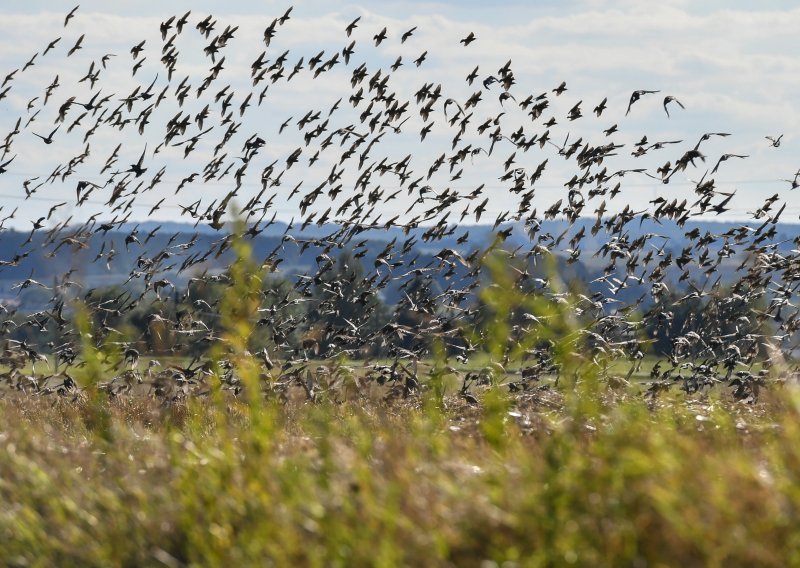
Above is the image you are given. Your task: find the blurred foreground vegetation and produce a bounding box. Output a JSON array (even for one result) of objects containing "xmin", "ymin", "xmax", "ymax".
[{"xmin": 4, "ymin": 372, "xmax": 800, "ymax": 566}]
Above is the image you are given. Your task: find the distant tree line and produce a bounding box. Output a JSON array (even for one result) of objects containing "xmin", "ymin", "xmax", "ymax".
[{"xmin": 0, "ymin": 248, "xmax": 770, "ymax": 368}]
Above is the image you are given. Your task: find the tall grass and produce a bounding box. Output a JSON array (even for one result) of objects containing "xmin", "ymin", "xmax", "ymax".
[{"xmin": 1, "ymin": 234, "xmax": 798, "ymax": 566}]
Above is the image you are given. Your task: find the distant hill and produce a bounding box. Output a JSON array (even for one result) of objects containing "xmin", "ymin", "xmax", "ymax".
[{"xmin": 0, "ymin": 217, "xmax": 795, "ymax": 310}]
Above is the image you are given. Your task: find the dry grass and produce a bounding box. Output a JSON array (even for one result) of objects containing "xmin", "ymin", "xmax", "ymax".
[{"xmin": 2, "ymin": 383, "xmax": 800, "ymax": 567}]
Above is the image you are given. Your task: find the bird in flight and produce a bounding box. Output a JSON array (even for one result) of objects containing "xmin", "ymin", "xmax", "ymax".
[
  {"xmin": 346, "ymin": 16, "xmax": 360, "ymax": 37},
  {"xmin": 694, "ymin": 131, "xmax": 731, "ymax": 150},
  {"xmin": 663, "ymin": 95, "xmax": 685, "ymax": 118},
  {"xmin": 373, "ymin": 27, "xmax": 387, "ymax": 46},
  {"xmin": 0, "ymin": 154, "xmax": 15, "ymax": 174},
  {"xmin": 711, "ymin": 153, "xmax": 748, "ymax": 175},
  {"xmin": 766, "ymin": 134, "xmax": 783, "ymax": 147},
  {"xmin": 64, "ymin": 5, "xmax": 79, "ymax": 27},
  {"xmin": 460, "ymin": 32, "xmax": 476, "ymax": 46},
  {"xmin": 67, "ymin": 33, "xmax": 85, "ymax": 57},
  {"xmin": 278, "ymin": 6, "xmax": 293, "ymax": 25},
  {"xmin": 626, "ymin": 89, "xmax": 659, "ymax": 116},
  {"xmin": 593, "ymin": 97, "xmax": 607, "ymax": 117},
  {"xmin": 127, "ymin": 145, "xmax": 148, "ymax": 177},
  {"xmin": 43, "ymin": 37, "xmax": 61, "ymax": 55},
  {"xmin": 32, "ymin": 125, "xmax": 60, "ymax": 145}
]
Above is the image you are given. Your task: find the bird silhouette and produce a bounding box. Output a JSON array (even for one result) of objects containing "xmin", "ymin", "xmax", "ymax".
[
  {"xmin": 710, "ymin": 153, "xmax": 748, "ymax": 175},
  {"xmin": 460, "ymin": 32, "xmax": 476, "ymax": 46},
  {"xmin": 64, "ymin": 5, "xmax": 79, "ymax": 27},
  {"xmin": 346, "ymin": 16, "xmax": 360, "ymax": 37},
  {"xmin": 67, "ymin": 33, "xmax": 85, "ymax": 57},
  {"xmin": 373, "ymin": 27, "xmax": 387, "ymax": 46},
  {"xmin": 32, "ymin": 125, "xmax": 60, "ymax": 144},
  {"xmin": 0, "ymin": 154, "xmax": 16, "ymax": 174},
  {"xmin": 663, "ymin": 95, "xmax": 685, "ymax": 117},
  {"xmin": 766, "ymin": 134, "xmax": 783, "ymax": 147},
  {"xmin": 626, "ymin": 89, "xmax": 659, "ymax": 116},
  {"xmin": 401, "ymin": 26, "xmax": 417, "ymax": 43}
]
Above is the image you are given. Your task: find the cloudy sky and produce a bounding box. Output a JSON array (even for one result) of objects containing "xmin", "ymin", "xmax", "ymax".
[{"xmin": 0, "ymin": 0, "xmax": 797, "ymax": 230}]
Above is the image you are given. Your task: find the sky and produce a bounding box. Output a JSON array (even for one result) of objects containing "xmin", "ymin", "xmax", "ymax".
[{"xmin": 0, "ymin": 0, "xmax": 798, "ymax": 230}]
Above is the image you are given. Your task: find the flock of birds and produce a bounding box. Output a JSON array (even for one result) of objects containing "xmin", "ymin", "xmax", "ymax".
[{"xmin": 0, "ymin": 5, "xmax": 796, "ymax": 403}]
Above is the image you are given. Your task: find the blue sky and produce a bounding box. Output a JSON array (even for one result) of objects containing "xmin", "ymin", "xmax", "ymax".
[{"xmin": 0, "ymin": 1, "xmax": 797, "ymax": 229}]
